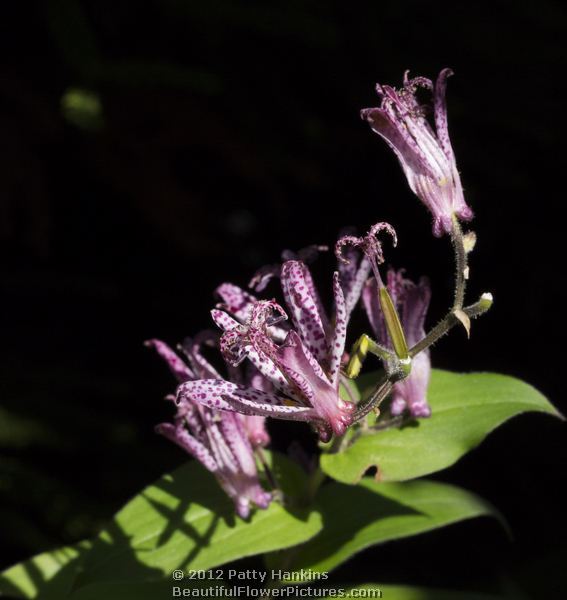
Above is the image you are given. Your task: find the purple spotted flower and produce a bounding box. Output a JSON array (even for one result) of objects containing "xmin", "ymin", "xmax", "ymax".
[
  {"xmin": 361, "ymin": 69, "xmax": 473, "ymax": 237},
  {"xmin": 179, "ymin": 258, "xmax": 356, "ymax": 442},
  {"xmin": 362, "ymin": 269, "xmax": 432, "ymax": 418},
  {"xmin": 146, "ymin": 336, "xmax": 271, "ymax": 518}
]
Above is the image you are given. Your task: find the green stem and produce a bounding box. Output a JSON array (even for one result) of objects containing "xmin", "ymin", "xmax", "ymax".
[
  {"xmin": 451, "ymin": 215, "xmax": 468, "ymax": 310},
  {"xmin": 409, "ymin": 293, "xmax": 493, "ymax": 357},
  {"xmin": 352, "ymin": 375, "xmax": 393, "ymax": 423}
]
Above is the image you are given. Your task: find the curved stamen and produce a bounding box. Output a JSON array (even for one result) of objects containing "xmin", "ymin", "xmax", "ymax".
[{"xmin": 335, "ymin": 222, "xmax": 397, "ymax": 284}]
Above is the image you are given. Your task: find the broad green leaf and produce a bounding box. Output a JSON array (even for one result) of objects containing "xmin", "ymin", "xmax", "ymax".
[
  {"xmin": 0, "ymin": 541, "xmax": 91, "ymax": 599},
  {"xmin": 71, "ymin": 452, "xmax": 320, "ymax": 589},
  {"xmin": 267, "ymin": 478, "xmax": 503, "ymax": 574},
  {"xmin": 343, "ymin": 583, "xmax": 504, "ymax": 599},
  {"xmin": 0, "ymin": 453, "xmax": 321, "ymax": 598},
  {"xmin": 322, "ymin": 370, "xmax": 561, "ymax": 483}
]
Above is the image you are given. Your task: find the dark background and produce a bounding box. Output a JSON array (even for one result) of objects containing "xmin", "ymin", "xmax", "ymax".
[{"xmin": 1, "ymin": 0, "xmax": 566, "ymax": 597}]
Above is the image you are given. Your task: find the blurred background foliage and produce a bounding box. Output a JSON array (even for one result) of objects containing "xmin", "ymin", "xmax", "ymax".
[{"xmin": 1, "ymin": 0, "xmax": 566, "ymax": 597}]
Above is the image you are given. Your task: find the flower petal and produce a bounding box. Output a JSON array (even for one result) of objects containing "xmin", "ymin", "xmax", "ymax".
[
  {"xmin": 211, "ymin": 308, "xmax": 240, "ymax": 332},
  {"xmin": 433, "ymin": 68, "xmax": 455, "ymax": 162},
  {"xmin": 145, "ymin": 339, "xmax": 194, "ymax": 382},
  {"xmin": 181, "ymin": 330, "xmax": 222, "ymax": 379},
  {"xmin": 362, "ymin": 107, "xmax": 438, "ymax": 182},
  {"xmin": 362, "ymin": 278, "xmax": 383, "ymax": 341},
  {"xmin": 392, "ymin": 350, "xmax": 431, "ymax": 418},
  {"xmin": 277, "ymin": 331, "xmax": 353, "ymax": 436},
  {"xmin": 328, "ymin": 272, "xmax": 347, "ymax": 387},
  {"xmin": 223, "ymin": 393, "xmax": 316, "ymax": 422},
  {"xmin": 400, "ymin": 276, "xmax": 431, "ymax": 347},
  {"xmin": 281, "ymin": 260, "xmax": 329, "ymax": 361},
  {"xmin": 156, "ymin": 422, "xmax": 218, "ymax": 472},
  {"xmin": 216, "ymin": 283, "xmax": 257, "ymax": 323},
  {"xmin": 248, "ymin": 264, "xmax": 280, "ymax": 293},
  {"xmin": 177, "ymin": 379, "xmax": 238, "ymax": 411}
]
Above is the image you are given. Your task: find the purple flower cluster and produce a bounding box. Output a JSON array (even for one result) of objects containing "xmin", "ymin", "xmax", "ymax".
[{"xmin": 149, "ymin": 69, "xmax": 475, "ymax": 516}]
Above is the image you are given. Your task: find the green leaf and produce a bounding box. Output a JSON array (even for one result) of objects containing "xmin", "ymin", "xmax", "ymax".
[
  {"xmin": 343, "ymin": 583, "xmax": 504, "ymax": 599},
  {"xmin": 267, "ymin": 478, "xmax": 503, "ymax": 574},
  {"xmin": 0, "ymin": 541, "xmax": 91, "ymax": 599},
  {"xmin": 322, "ymin": 370, "xmax": 561, "ymax": 484},
  {"xmin": 75, "ymin": 454, "xmax": 320, "ymax": 588},
  {"xmin": 0, "ymin": 453, "xmax": 321, "ymax": 598}
]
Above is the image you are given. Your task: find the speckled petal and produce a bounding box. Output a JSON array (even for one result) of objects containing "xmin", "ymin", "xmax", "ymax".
[
  {"xmin": 433, "ymin": 68, "xmax": 455, "ymax": 162},
  {"xmin": 281, "ymin": 260, "xmax": 329, "ymax": 362},
  {"xmin": 219, "ymin": 412, "xmax": 257, "ymax": 476},
  {"xmin": 245, "ymin": 345, "xmax": 298, "ymax": 399},
  {"xmin": 223, "ymin": 393, "xmax": 316, "ymax": 422},
  {"xmin": 145, "ymin": 339, "xmax": 194, "ymax": 382},
  {"xmin": 211, "ymin": 308, "xmax": 240, "ymax": 332},
  {"xmin": 181, "ymin": 330, "xmax": 222, "ymax": 379},
  {"xmin": 328, "ymin": 272, "xmax": 347, "ymax": 387},
  {"xmin": 156, "ymin": 422, "xmax": 218, "ymax": 472},
  {"xmin": 177, "ymin": 379, "xmax": 233, "ymax": 411},
  {"xmin": 344, "ymin": 256, "xmax": 372, "ymax": 320},
  {"xmin": 277, "ymin": 331, "xmax": 353, "ymax": 436},
  {"xmin": 216, "ymin": 283, "xmax": 257, "ymax": 323}
]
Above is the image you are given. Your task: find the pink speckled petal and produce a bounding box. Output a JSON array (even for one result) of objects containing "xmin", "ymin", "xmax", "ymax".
[
  {"xmin": 211, "ymin": 308, "xmax": 240, "ymax": 332},
  {"xmin": 177, "ymin": 379, "xmax": 238, "ymax": 411},
  {"xmin": 328, "ymin": 272, "xmax": 347, "ymax": 387},
  {"xmin": 181, "ymin": 330, "xmax": 222, "ymax": 379},
  {"xmin": 156, "ymin": 423, "xmax": 218, "ymax": 472},
  {"xmin": 223, "ymin": 393, "xmax": 316, "ymax": 422},
  {"xmin": 245, "ymin": 345, "xmax": 298, "ymax": 399},
  {"xmin": 216, "ymin": 283, "xmax": 257, "ymax": 323},
  {"xmin": 277, "ymin": 331, "xmax": 353, "ymax": 436},
  {"xmin": 145, "ymin": 339, "xmax": 194, "ymax": 382},
  {"xmin": 343, "ymin": 256, "xmax": 372, "ymax": 320},
  {"xmin": 219, "ymin": 412, "xmax": 257, "ymax": 476},
  {"xmin": 433, "ymin": 68, "xmax": 455, "ymax": 162},
  {"xmin": 281, "ymin": 260, "xmax": 329, "ymax": 362}
]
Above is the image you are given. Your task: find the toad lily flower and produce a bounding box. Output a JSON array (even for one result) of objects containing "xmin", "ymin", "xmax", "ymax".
[
  {"xmin": 248, "ymin": 230, "xmax": 371, "ymax": 325},
  {"xmin": 362, "ymin": 269, "xmax": 432, "ymax": 418},
  {"xmin": 146, "ymin": 335, "xmax": 272, "ymax": 518},
  {"xmin": 178, "ymin": 279, "xmax": 355, "ymax": 441},
  {"xmin": 361, "ymin": 69, "xmax": 473, "ymax": 237}
]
